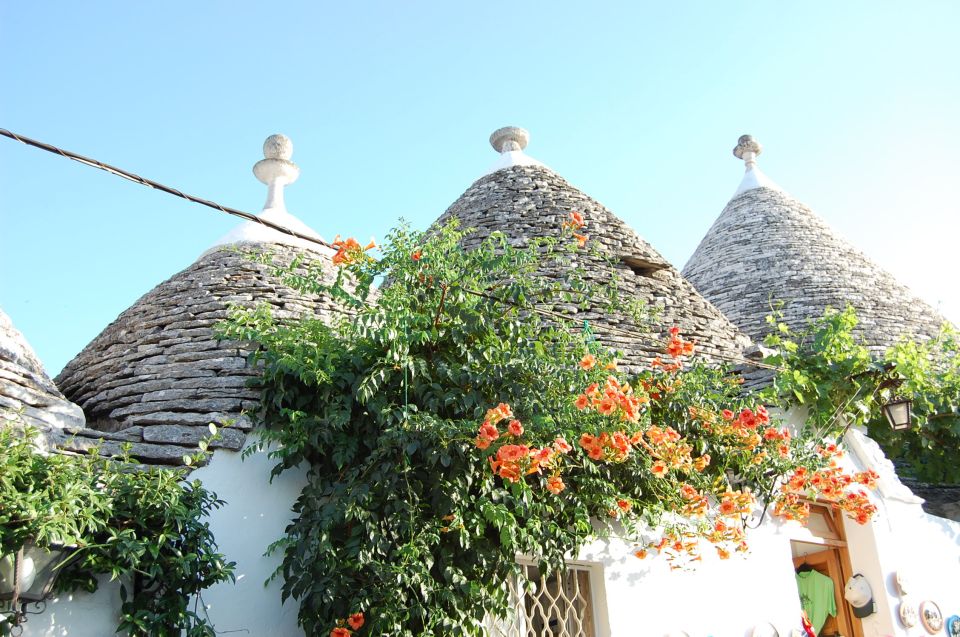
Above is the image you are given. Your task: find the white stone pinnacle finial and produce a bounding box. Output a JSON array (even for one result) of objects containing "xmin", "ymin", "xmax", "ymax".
[
  {"xmin": 733, "ymin": 134, "xmax": 763, "ymax": 170},
  {"xmin": 490, "ymin": 126, "xmax": 530, "ymax": 153},
  {"xmin": 731, "ymin": 134, "xmax": 782, "ymax": 197},
  {"xmin": 483, "ymin": 126, "xmax": 545, "ymax": 175},
  {"xmin": 203, "ymin": 134, "xmax": 327, "ymax": 256},
  {"xmin": 253, "ymin": 134, "xmax": 300, "ymax": 212}
]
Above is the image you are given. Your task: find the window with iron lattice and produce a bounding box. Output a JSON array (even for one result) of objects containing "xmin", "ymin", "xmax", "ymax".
[{"xmin": 485, "ymin": 562, "xmax": 600, "ymax": 637}]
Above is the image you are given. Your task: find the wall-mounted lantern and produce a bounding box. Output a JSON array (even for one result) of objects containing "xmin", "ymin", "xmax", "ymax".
[
  {"xmin": 879, "ymin": 377, "xmax": 912, "ymax": 431},
  {"xmin": 0, "ymin": 540, "xmax": 76, "ymax": 629},
  {"xmin": 882, "ymin": 396, "xmax": 913, "ymax": 431}
]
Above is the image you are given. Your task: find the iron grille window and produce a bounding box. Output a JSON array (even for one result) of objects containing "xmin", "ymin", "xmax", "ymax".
[{"xmin": 485, "ymin": 563, "xmax": 598, "ymax": 637}]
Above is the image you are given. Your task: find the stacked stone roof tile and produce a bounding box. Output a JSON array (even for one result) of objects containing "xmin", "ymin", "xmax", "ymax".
[
  {"xmin": 0, "ymin": 308, "xmax": 85, "ymax": 431},
  {"xmin": 53, "ymin": 242, "xmax": 343, "ymax": 466},
  {"xmin": 901, "ymin": 479, "xmax": 960, "ymax": 522},
  {"xmin": 683, "ymin": 185, "xmax": 948, "ymax": 353},
  {"xmin": 684, "ymin": 136, "xmax": 949, "ymax": 353},
  {"xmin": 436, "ymin": 160, "xmax": 754, "ymax": 372},
  {"xmin": 40, "ymin": 135, "xmax": 351, "ymax": 467}
]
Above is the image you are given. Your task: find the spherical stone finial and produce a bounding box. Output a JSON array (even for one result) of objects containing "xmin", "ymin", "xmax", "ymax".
[
  {"xmin": 254, "ymin": 134, "xmax": 299, "ymax": 188},
  {"xmin": 733, "ymin": 134, "xmax": 763, "ymax": 160},
  {"xmin": 490, "ymin": 126, "xmax": 530, "ymax": 153},
  {"xmin": 253, "ymin": 134, "xmax": 300, "ymax": 211},
  {"xmin": 263, "ymin": 134, "xmax": 294, "ymax": 160}
]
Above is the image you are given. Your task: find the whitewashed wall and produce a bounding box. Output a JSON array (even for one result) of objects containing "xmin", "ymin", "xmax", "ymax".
[
  {"xmin": 190, "ymin": 439, "xmax": 307, "ymax": 636},
  {"xmin": 578, "ymin": 497, "xmax": 960, "ymax": 637},
  {"xmin": 14, "ymin": 438, "xmax": 306, "ymax": 637},
  {"xmin": 856, "ymin": 500, "xmax": 960, "ymax": 637},
  {"xmin": 843, "ymin": 427, "xmax": 960, "ymax": 637},
  {"xmin": 11, "ymin": 576, "xmax": 121, "ymax": 637},
  {"xmin": 579, "ymin": 521, "xmax": 805, "ymax": 637}
]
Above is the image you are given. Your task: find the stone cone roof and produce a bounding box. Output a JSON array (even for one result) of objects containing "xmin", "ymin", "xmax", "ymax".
[
  {"xmin": 54, "ymin": 243, "xmax": 344, "ymax": 466},
  {"xmin": 0, "ymin": 308, "xmax": 85, "ymax": 430},
  {"xmin": 435, "ymin": 164, "xmax": 754, "ymax": 372},
  {"xmin": 683, "ymin": 185, "xmax": 948, "ymax": 352}
]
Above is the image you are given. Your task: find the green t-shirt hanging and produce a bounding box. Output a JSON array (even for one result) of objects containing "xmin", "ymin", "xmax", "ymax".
[{"xmin": 796, "ymin": 570, "xmax": 836, "ymax": 633}]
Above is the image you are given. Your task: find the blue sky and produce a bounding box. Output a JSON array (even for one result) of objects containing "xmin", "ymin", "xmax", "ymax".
[{"xmin": 2, "ymin": 1, "xmax": 958, "ymax": 376}]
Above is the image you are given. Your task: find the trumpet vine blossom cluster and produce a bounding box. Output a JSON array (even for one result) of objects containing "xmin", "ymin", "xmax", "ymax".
[
  {"xmin": 331, "ymin": 235, "xmax": 377, "ymax": 266},
  {"xmin": 775, "ymin": 448, "xmax": 879, "ymax": 524},
  {"xmin": 561, "ymin": 210, "xmax": 588, "ymax": 247},
  {"xmin": 475, "ymin": 403, "xmax": 573, "ymax": 485},
  {"xmin": 473, "ymin": 324, "xmax": 879, "ymax": 565}
]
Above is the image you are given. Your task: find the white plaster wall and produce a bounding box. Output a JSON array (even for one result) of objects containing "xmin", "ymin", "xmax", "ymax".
[
  {"xmin": 856, "ymin": 500, "xmax": 960, "ymax": 637},
  {"xmin": 898, "ymin": 511, "xmax": 960, "ymax": 626},
  {"xmin": 14, "ymin": 576, "xmax": 122, "ymax": 637},
  {"xmin": 578, "ymin": 502, "xmax": 960, "ymax": 637},
  {"xmin": 190, "ymin": 439, "xmax": 307, "ymax": 637},
  {"xmin": 579, "ymin": 522, "xmax": 806, "ymax": 637},
  {"xmin": 840, "ymin": 425, "xmax": 960, "ymax": 636},
  {"xmin": 572, "ymin": 405, "xmax": 810, "ymax": 637},
  {"xmin": 572, "ymin": 406, "xmax": 960, "ymax": 637}
]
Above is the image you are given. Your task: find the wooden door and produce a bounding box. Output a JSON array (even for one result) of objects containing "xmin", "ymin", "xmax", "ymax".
[{"xmin": 793, "ymin": 549, "xmax": 855, "ymax": 637}]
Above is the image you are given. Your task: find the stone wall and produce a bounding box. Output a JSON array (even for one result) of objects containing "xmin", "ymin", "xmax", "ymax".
[{"xmin": 900, "ymin": 478, "xmax": 960, "ymax": 522}]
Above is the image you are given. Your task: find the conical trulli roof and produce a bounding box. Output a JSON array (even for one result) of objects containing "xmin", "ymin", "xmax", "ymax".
[
  {"xmin": 683, "ymin": 135, "xmax": 948, "ymax": 352},
  {"xmin": 0, "ymin": 308, "xmax": 85, "ymax": 430},
  {"xmin": 435, "ymin": 127, "xmax": 753, "ymax": 371},
  {"xmin": 54, "ymin": 135, "xmax": 347, "ymax": 466}
]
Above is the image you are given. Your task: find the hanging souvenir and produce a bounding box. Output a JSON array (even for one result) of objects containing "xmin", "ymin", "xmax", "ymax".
[
  {"xmin": 945, "ymin": 615, "xmax": 960, "ymax": 637},
  {"xmin": 919, "ymin": 600, "xmax": 943, "ymax": 634},
  {"xmin": 894, "ymin": 571, "xmax": 911, "ymax": 596},
  {"xmin": 899, "ymin": 601, "xmax": 918, "ymax": 628}
]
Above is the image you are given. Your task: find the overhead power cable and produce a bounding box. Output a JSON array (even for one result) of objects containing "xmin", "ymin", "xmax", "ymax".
[
  {"xmin": 0, "ymin": 128, "xmax": 336, "ymax": 251},
  {"xmin": 1, "ymin": 127, "xmax": 781, "ymax": 373}
]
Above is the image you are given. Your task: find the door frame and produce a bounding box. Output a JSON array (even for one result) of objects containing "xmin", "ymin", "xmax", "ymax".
[{"xmin": 791, "ymin": 503, "xmax": 864, "ymax": 637}]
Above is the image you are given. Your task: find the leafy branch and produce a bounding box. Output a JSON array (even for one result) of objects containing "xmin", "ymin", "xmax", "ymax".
[{"xmin": 762, "ymin": 307, "xmax": 960, "ymax": 483}]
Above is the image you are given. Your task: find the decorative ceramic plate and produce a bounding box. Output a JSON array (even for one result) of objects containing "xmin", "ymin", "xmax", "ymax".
[
  {"xmin": 900, "ymin": 601, "xmax": 918, "ymax": 628},
  {"xmin": 919, "ymin": 600, "xmax": 943, "ymax": 633}
]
